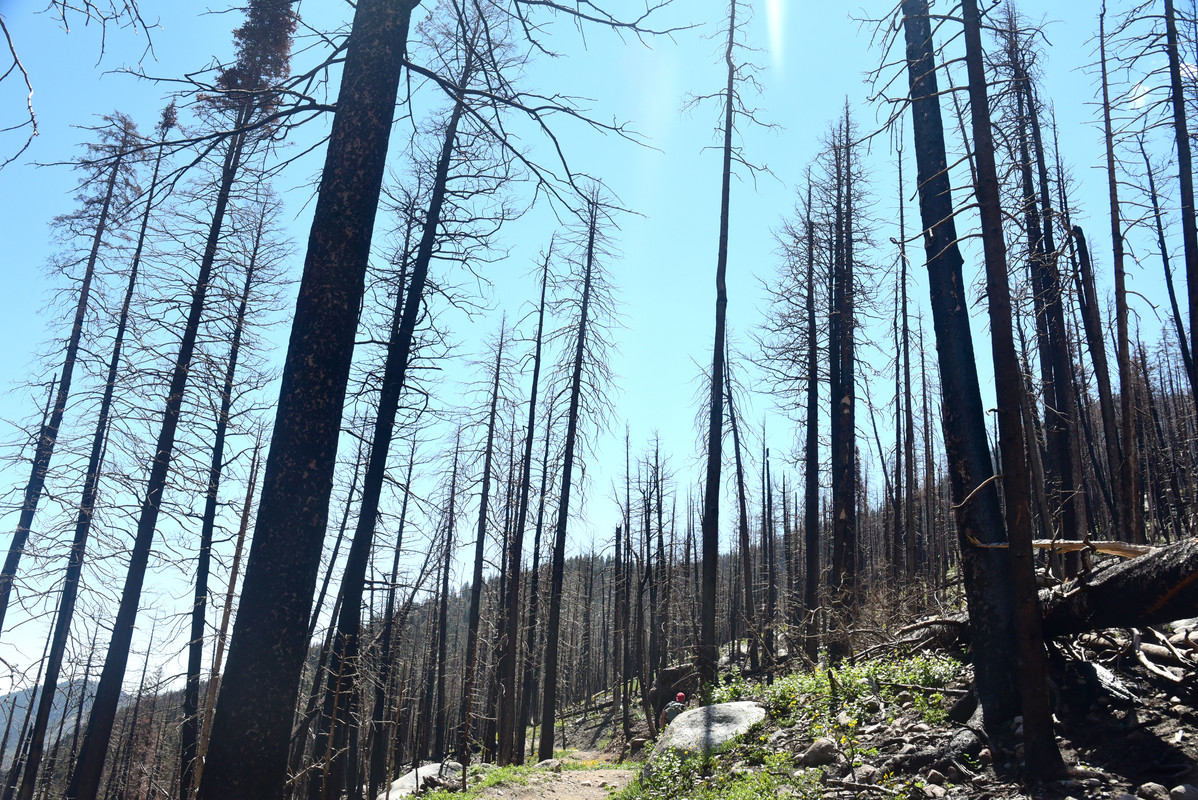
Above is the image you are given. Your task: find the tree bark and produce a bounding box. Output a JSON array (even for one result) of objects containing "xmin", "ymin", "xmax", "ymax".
[
  {"xmin": 1041, "ymin": 539, "xmax": 1198, "ymax": 636},
  {"xmin": 496, "ymin": 248, "xmax": 550, "ymax": 766},
  {"xmin": 0, "ymin": 127, "xmax": 130, "ymax": 636},
  {"xmin": 961, "ymin": 0, "xmax": 1064, "ymax": 775},
  {"xmin": 180, "ymin": 199, "xmax": 263, "ymax": 800},
  {"xmin": 538, "ymin": 198, "xmax": 597, "ymax": 762},
  {"xmin": 457, "ymin": 330, "xmax": 505, "ymax": 766},
  {"xmin": 699, "ymin": 0, "xmax": 737, "ymax": 688},
  {"xmin": 198, "ymin": 3, "xmax": 416, "ymax": 798},
  {"xmin": 70, "ymin": 121, "xmax": 249, "ymax": 800},
  {"xmin": 901, "ymin": 0, "xmax": 1021, "ymax": 738}
]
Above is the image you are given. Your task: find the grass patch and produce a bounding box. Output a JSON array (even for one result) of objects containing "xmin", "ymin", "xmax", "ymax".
[{"xmin": 617, "ymin": 747, "xmax": 821, "ymax": 800}]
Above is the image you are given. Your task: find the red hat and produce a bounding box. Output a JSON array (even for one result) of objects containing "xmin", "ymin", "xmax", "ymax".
[{"xmin": 676, "ymin": 692, "xmax": 686, "ymax": 702}]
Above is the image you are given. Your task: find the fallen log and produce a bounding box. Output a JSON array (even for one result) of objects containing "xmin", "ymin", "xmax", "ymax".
[{"xmin": 1040, "ymin": 539, "xmax": 1198, "ymax": 637}]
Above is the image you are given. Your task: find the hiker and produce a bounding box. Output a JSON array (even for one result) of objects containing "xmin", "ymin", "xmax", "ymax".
[{"xmin": 659, "ymin": 692, "xmax": 687, "ymax": 728}]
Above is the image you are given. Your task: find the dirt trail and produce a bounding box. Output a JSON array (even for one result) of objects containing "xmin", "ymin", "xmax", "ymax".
[{"xmin": 470, "ymin": 767, "xmax": 633, "ymax": 800}]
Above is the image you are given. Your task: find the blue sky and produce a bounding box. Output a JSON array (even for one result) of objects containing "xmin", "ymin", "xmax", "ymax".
[{"xmin": 0, "ymin": 0, "xmax": 1183, "ymax": 686}]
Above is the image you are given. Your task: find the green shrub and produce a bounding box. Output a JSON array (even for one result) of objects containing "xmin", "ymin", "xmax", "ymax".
[{"xmin": 711, "ymin": 672, "xmax": 747, "ymax": 704}]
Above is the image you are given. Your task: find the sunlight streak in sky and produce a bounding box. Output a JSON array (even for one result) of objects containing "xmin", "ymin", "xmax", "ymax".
[{"xmin": 766, "ymin": 0, "xmax": 785, "ymax": 75}]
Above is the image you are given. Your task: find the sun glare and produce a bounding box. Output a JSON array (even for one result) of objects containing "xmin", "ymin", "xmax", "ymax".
[{"xmin": 765, "ymin": 0, "xmax": 785, "ymax": 74}]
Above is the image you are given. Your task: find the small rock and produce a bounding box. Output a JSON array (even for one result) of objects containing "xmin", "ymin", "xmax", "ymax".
[
  {"xmin": 836, "ymin": 711, "xmax": 856, "ymax": 728},
  {"xmin": 912, "ymin": 723, "xmax": 931, "ymax": 733},
  {"xmin": 1171, "ymin": 785, "xmax": 1198, "ymax": 800},
  {"xmin": 855, "ymin": 764, "xmax": 879, "ymax": 784},
  {"xmin": 598, "ymin": 781, "xmax": 608, "ymax": 788},
  {"xmin": 1173, "ymin": 707, "xmax": 1189, "ymax": 719},
  {"xmin": 797, "ymin": 737, "xmax": 839, "ymax": 766},
  {"xmin": 863, "ymin": 697, "xmax": 882, "ymax": 713},
  {"xmin": 896, "ymin": 691, "xmax": 913, "ymax": 705},
  {"xmin": 579, "ymin": 780, "xmax": 593, "ymax": 787},
  {"xmin": 535, "ymin": 758, "xmax": 563, "ymax": 772},
  {"xmin": 1170, "ymin": 696, "xmax": 1182, "ymax": 704},
  {"xmin": 628, "ymin": 738, "xmax": 648, "ymax": 755},
  {"xmin": 926, "ymin": 769, "xmax": 946, "ymax": 785},
  {"xmin": 923, "ymin": 785, "xmax": 948, "ymax": 798},
  {"xmin": 898, "ymin": 743, "xmax": 918, "ymax": 755},
  {"xmin": 1138, "ymin": 782, "xmax": 1171, "ymax": 800},
  {"xmin": 977, "ymin": 748, "xmax": 992, "ymax": 765}
]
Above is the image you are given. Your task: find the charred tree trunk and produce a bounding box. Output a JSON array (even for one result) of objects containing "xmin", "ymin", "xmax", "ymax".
[
  {"xmin": 699, "ymin": 0, "xmax": 737, "ymax": 688},
  {"xmin": 0, "ymin": 130, "xmax": 130, "ymax": 635},
  {"xmin": 496, "ymin": 248, "xmax": 550, "ymax": 766},
  {"xmin": 71, "ymin": 121, "xmax": 250, "ymax": 800},
  {"xmin": 458, "ymin": 330, "xmax": 506, "ymax": 766},
  {"xmin": 1100, "ymin": 5, "xmax": 1142, "ymax": 545},
  {"xmin": 962, "ymin": 0, "xmax": 1064, "ymax": 775},
  {"xmin": 198, "ymin": 3, "xmax": 416, "ymax": 798},
  {"xmin": 179, "ymin": 202, "xmax": 263, "ymax": 800},
  {"xmin": 901, "ymin": 0, "xmax": 1021, "ymax": 741},
  {"xmin": 538, "ymin": 199, "xmax": 598, "ymax": 762},
  {"xmin": 1163, "ymin": 0, "xmax": 1198, "ymax": 395}
]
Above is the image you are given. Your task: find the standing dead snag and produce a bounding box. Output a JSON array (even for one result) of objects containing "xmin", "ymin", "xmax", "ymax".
[
  {"xmin": 960, "ymin": 0, "xmax": 1064, "ymax": 777},
  {"xmin": 899, "ymin": 0, "xmax": 1021, "ymax": 747},
  {"xmin": 538, "ymin": 190, "xmax": 616, "ymax": 762},
  {"xmin": 0, "ymin": 114, "xmax": 137, "ymax": 638},
  {"xmin": 198, "ymin": 2, "xmax": 414, "ymax": 799}
]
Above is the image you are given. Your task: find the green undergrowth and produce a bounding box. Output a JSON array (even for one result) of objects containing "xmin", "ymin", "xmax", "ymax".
[
  {"xmin": 764, "ymin": 654, "xmax": 962, "ymax": 730},
  {"xmin": 618, "ymin": 735, "xmax": 821, "ymax": 800},
  {"xmin": 619, "ymin": 654, "xmax": 963, "ymax": 800}
]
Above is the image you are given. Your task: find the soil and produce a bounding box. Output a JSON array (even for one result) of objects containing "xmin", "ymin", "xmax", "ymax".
[{"xmin": 466, "ymin": 767, "xmax": 632, "ymax": 800}]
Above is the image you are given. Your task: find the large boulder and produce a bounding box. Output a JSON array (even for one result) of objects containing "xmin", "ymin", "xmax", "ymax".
[
  {"xmin": 374, "ymin": 761, "xmax": 462, "ymax": 798},
  {"xmin": 650, "ymin": 701, "xmax": 766, "ymax": 760}
]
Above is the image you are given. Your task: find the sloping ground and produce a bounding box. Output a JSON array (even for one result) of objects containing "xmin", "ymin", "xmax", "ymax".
[{"xmin": 612, "ymin": 641, "xmax": 1198, "ymax": 800}]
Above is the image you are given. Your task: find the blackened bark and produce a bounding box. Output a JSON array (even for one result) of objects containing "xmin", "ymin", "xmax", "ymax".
[
  {"xmin": 699, "ymin": 0, "xmax": 736, "ymax": 688},
  {"xmin": 514, "ymin": 409, "xmax": 553, "ymax": 761},
  {"xmin": 901, "ymin": 0, "xmax": 1020, "ymax": 734},
  {"xmin": 0, "ymin": 133, "xmax": 129, "ymax": 636},
  {"xmin": 1139, "ymin": 137, "xmax": 1194, "ymax": 386},
  {"xmin": 1163, "ymin": 0, "xmax": 1198, "ymax": 397},
  {"xmin": 538, "ymin": 201, "xmax": 597, "ymax": 762},
  {"xmin": 457, "ymin": 332, "xmax": 506, "ymax": 766},
  {"xmin": 191, "ymin": 445, "xmax": 260, "ymax": 795},
  {"xmin": 803, "ymin": 183, "xmax": 820, "ymax": 661},
  {"xmin": 432, "ymin": 435, "xmax": 461, "ymax": 761},
  {"xmin": 497, "ymin": 249, "xmax": 550, "ymax": 766},
  {"xmin": 961, "ymin": 0, "xmax": 1063, "ymax": 775},
  {"xmin": 70, "ymin": 123, "xmax": 249, "ymax": 800},
  {"xmin": 725, "ymin": 357, "xmax": 757, "ymax": 670},
  {"xmin": 1100, "ymin": 5, "xmax": 1141, "ymax": 545},
  {"xmin": 311, "ymin": 88, "xmax": 464, "ymax": 800},
  {"xmin": 1040, "ymin": 539, "xmax": 1198, "ymax": 636},
  {"xmin": 199, "ymin": 2, "xmax": 416, "ymax": 798},
  {"xmin": 180, "ymin": 203, "xmax": 263, "ymax": 800},
  {"xmin": 366, "ymin": 446, "xmax": 414, "ymax": 800}
]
